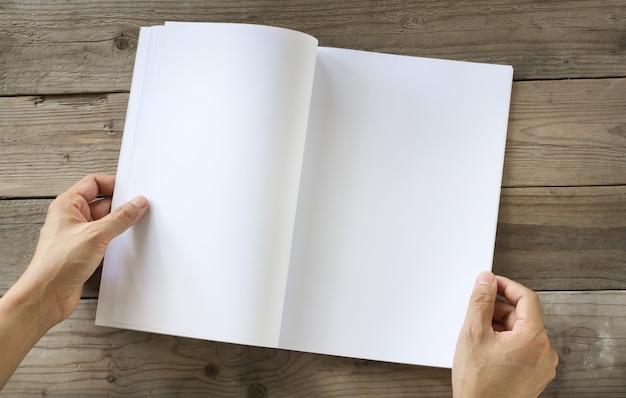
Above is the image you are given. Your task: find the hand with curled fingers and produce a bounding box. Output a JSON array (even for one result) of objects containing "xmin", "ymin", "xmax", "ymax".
[{"xmin": 452, "ymin": 271, "xmax": 559, "ymax": 398}]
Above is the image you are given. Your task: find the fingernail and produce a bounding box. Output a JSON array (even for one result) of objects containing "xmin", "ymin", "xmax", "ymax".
[
  {"xmin": 477, "ymin": 271, "xmax": 495, "ymax": 285},
  {"xmin": 130, "ymin": 195, "xmax": 148, "ymax": 209}
]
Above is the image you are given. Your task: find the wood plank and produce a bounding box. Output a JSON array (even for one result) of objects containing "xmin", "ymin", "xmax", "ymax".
[
  {"xmin": 1, "ymin": 78, "xmax": 625, "ymax": 198},
  {"xmin": 1, "ymin": 0, "xmax": 625, "ymax": 95},
  {"xmin": 541, "ymin": 291, "xmax": 626, "ymax": 396},
  {"xmin": 0, "ymin": 93, "xmax": 125, "ymax": 198},
  {"xmin": 1, "ymin": 185, "xmax": 623, "ymax": 294},
  {"xmin": 0, "ymin": 199, "xmax": 44, "ymax": 287},
  {"xmin": 3, "ymin": 292, "xmax": 625, "ymax": 396},
  {"xmin": 494, "ymin": 186, "xmax": 626, "ymax": 291},
  {"xmin": 503, "ymin": 78, "xmax": 626, "ymax": 188}
]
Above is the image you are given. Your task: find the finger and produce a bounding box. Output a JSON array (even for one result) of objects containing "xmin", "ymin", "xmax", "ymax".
[
  {"xmin": 94, "ymin": 195, "xmax": 149, "ymax": 242},
  {"xmin": 67, "ymin": 174, "xmax": 116, "ymax": 203},
  {"xmin": 495, "ymin": 275, "xmax": 545, "ymax": 329},
  {"xmin": 89, "ymin": 197, "xmax": 113, "ymax": 221},
  {"xmin": 493, "ymin": 299, "xmax": 517, "ymax": 331},
  {"xmin": 461, "ymin": 271, "xmax": 498, "ymax": 341}
]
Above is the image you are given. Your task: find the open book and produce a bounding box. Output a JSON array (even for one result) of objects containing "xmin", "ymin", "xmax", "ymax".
[{"xmin": 96, "ymin": 22, "xmax": 513, "ymax": 369}]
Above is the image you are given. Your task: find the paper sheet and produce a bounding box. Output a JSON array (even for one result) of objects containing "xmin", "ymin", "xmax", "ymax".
[
  {"xmin": 280, "ymin": 48, "xmax": 512, "ymax": 367},
  {"xmin": 97, "ymin": 23, "xmax": 319, "ymax": 347}
]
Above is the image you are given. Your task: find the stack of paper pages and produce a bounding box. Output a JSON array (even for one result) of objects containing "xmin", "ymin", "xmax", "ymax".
[{"xmin": 96, "ymin": 22, "xmax": 514, "ymax": 368}]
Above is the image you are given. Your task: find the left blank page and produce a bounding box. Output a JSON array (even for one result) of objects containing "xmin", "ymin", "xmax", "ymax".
[{"xmin": 96, "ymin": 22, "xmax": 319, "ymax": 348}]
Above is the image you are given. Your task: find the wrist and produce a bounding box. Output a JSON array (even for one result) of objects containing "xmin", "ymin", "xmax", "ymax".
[{"xmin": 7, "ymin": 266, "xmax": 63, "ymax": 334}]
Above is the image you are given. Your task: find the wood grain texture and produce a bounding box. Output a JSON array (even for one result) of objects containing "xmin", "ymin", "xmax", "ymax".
[
  {"xmin": 0, "ymin": 94, "xmax": 125, "ymax": 198},
  {"xmin": 541, "ymin": 291, "xmax": 626, "ymax": 396},
  {"xmin": 1, "ymin": 0, "xmax": 625, "ymax": 95},
  {"xmin": 3, "ymin": 293, "xmax": 625, "ymax": 397},
  {"xmin": 503, "ymin": 78, "xmax": 626, "ymax": 188},
  {"xmin": 1, "ymin": 78, "xmax": 625, "ymax": 198},
  {"xmin": 494, "ymin": 186, "xmax": 626, "ymax": 291},
  {"xmin": 0, "ymin": 199, "xmax": 45, "ymax": 287}
]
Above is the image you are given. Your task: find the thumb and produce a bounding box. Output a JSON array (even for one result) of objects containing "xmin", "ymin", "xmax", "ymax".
[
  {"xmin": 95, "ymin": 195, "xmax": 149, "ymax": 242},
  {"xmin": 462, "ymin": 271, "xmax": 497, "ymax": 341}
]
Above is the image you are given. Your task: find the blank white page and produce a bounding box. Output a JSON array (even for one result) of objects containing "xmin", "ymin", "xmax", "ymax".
[
  {"xmin": 97, "ymin": 23, "xmax": 319, "ymax": 347},
  {"xmin": 280, "ymin": 47, "xmax": 513, "ymax": 368},
  {"xmin": 96, "ymin": 26, "xmax": 163, "ymax": 326}
]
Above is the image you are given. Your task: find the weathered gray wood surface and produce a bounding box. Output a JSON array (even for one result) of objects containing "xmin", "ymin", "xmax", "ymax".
[
  {"xmin": 1, "ymin": 0, "xmax": 625, "ymax": 396},
  {"xmin": 494, "ymin": 186, "xmax": 626, "ymax": 291},
  {"xmin": 3, "ymin": 293, "xmax": 624, "ymax": 397},
  {"xmin": 1, "ymin": 0, "xmax": 625, "ymax": 95},
  {"xmin": 0, "ymin": 94, "xmax": 125, "ymax": 198}
]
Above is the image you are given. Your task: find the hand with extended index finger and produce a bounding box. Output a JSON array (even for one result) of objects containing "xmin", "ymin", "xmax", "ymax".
[{"xmin": 452, "ymin": 271, "xmax": 559, "ymax": 398}]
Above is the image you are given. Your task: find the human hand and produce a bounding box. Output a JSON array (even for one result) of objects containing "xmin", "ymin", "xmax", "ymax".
[
  {"xmin": 452, "ymin": 271, "xmax": 559, "ymax": 398},
  {"xmin": 21, "ymin": 174, "xmax": 149, "ymax": 326}
]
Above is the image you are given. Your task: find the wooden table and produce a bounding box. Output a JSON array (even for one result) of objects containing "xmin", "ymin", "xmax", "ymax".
[{"xmin": 1, "ymin": 1, "xmax": 624, "ymax": 396}]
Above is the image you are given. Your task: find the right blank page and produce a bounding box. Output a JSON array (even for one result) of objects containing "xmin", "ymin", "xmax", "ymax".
[{"xmin": 280, "ymin": 47, "xmax": 513, "ymax": 368}]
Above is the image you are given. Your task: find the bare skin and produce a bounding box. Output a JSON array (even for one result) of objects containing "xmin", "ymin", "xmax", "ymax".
[{"xmin": 452, "ymin": 271, "xmax": 559, "ymax": 397}]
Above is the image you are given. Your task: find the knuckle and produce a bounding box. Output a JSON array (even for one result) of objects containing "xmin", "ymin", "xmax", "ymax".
[
  {"xmin": 113, "ymin": 204, "xmax": 136, "ymax": 226},
  {"xmin": 527, "ymin": 289, "xmax": 543, "ymax": 308},
  {"xmin": 46, "ymin": 197, "xmax": 60, "ymax": 217}
]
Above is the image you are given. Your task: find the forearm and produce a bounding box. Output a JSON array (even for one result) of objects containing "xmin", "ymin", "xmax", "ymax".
[{"xmin": 0, "ymin": 274, "xmax": 58, "ymax": 389}]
